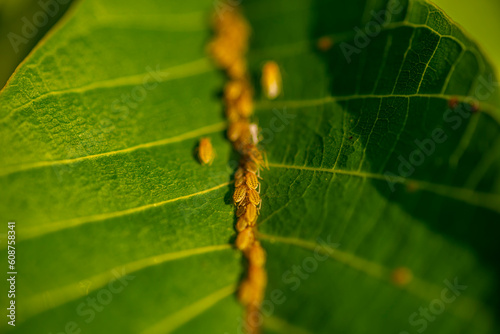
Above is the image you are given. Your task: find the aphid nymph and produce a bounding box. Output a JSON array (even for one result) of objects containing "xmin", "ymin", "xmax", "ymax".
[
  {"xmin": 236, "ymin": 205, "xmax": 246, "ymax": 217},
  {"xmin": 197, "ymin": 137, "xmax": 215, "ymax": 165},
  {"xmin": 261, "ymin": 61, "xmax": 282, "ymax": 100},
  {"xmin": 235, "ymin": 227, "xmax": 254, "ymax": 250},
  {"xmin": 247, "ymin": 188, "xmax": 261, "ymax": 207},
  {"xmin": 233, "ymin": 185, "xmax": 248, "ymax": 205},
  {"xmin": 245, "ymin": 203, "xmax": 257, "ymax": 223},
  {"xmin": 236, "ymin": 216, "xmax": 248, "ymax": 232},
  {"xmin": 238, "ymin": 279, "xmax": 253, "ymax": 306},
  {"xmin": 245, "ymin": 172, "xmax": 259, "ymax": 191},
  {"xmin": 246, "ymin": 242, "xmax": 266, "ymax": 267}
]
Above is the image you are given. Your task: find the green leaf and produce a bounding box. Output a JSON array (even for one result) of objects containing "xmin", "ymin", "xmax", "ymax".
[
  {"xmin": 1, "ymin": 1, "xmax": 242, "ymax": 333},
  {"xmin": 0, "ymin": 0, "xmax": 75, "ymax": 87},
  {"xmin": 1, "ymin": 0, "xmax": 499, "ymax": 334},
  {"xmin": 432, "ymin": 0, "xmax": 500, "ymax": 69}
]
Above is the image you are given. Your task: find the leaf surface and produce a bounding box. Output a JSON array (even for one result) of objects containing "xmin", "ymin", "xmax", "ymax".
[{"xmin": 1, "ymin": 0, "xmax": 499, "ymax": 333}]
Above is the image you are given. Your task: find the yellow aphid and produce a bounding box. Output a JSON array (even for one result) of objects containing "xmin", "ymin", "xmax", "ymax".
[
  {"xmin": 236, "ymin": 205, "xmax": 246, "ymax": 217},
  {"xmin": 197, "ymin": 137, "xmax": 215, "ymax": 165},
  {"xmin": 210, "ymin": 11, "xmax": 250, "ymax": 66},
  {"xmin": 213, "ymin": 11, "xmax": 250, "ymax": 46},
  {"xmin": 247, "ymin": 266, "xmax": 267, "ymax": 305},
  {"xmin": 228, "ymin": 58, "xmax": 248, "ymax": 79},
  {"xmin": 234, "ymin": 136, "xmax": 253, "ymax": 153},
  {"xmin": 225, "ymin": 105, "xmax": 241, "ymax": 123},
  {"xmin": 227, "ymin": 120, "xmax": 249, "ymax": 142},
  {"xmin": 237, "ymin": 279, "xmax": 254, "ymax": 306},
  {"xmin": 245, "ymin": 172, "xmax": 259, "ymax": 190},
  {"xmin": 317, "ymin": 36, "xmax": 334, "ymax": 51},
  {"xmin": 246, "ymin": 242, "xmax": 266, "ymax": 267},
  {"xmin": 208, "ymin": 38, "xmax": 239, "ymax": 69},
  {"xmin": 235, "ymin": 176, "xmax": 245, "ymax": 188},
  {"xmin": 234, "ymin": 167, "xmax": 245, "ymax": 181},
  {"xmin": 248, "ymin": 264, "xmax": 267, "ymax": 286},
  {"xmin": 235, "ymin": 88, "xmax": 253, "ymax": 118},
  {"xmin": 244, "ymin": 160, "xmax": 259, "ymax": 174},
  {"xmin": 233, "ymin": 185, "xmax": 248, "ymax": 204},
  {"xmin": 245, "ymin": 203, "xmax": 257, "ymax": 223},
  {"xmin": 230, "ymin": 13, "xmax": 250, "ymax": 42},
  {"xmin": 235, "ymin": 227, "xmax": 254, "ymax": 250},
  {"xmin": 248, "ymin": 217, "xmax": 257, "ymax": 227},
  {"xmin": 234, "ymin": 171, "xmax": 246, "ymax": 188},
  {"xmin": 225, "ymin": 80, "xmax": 244, "ymax": 101},
  {"xmin": 236, "ymin": 216, "xmax": 248, "ymax": 232},
  {"xmin": 261, "ymin": 61, "xmax": 282, "ymax": 100},
  {"xmin": 247, "ymin": 188, "xmax": 261, "ymax": 206},
  {"xmin": 243, "ymin": 144, "xmax": 266, "ymax": 169}
]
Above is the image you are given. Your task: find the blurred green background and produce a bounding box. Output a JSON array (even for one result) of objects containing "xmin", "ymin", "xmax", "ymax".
[
  {"xmin": 0, "ymin": 0, "xmax": 73, "ymax": 88},
  {"xmin": 432, "ymin": 0, "xmax": 500, "ymax": 71},
  {"xmin": 0, "ymin": 0, "xmax": 498, "ymax": 88}
]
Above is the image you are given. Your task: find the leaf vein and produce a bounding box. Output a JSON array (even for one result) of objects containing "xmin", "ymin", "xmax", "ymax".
[
  {"xmin": 17, "ymin": 182, "xmax": 230, "ymax": 241},
  {"xmin": 23, "ymin": 244, "xmax": 233, "ymax": 325},
  {"xmin": 267, "ymin": 162, "xmax": 500, "ymax": 213},
  {"xmin": 0, "ymin": 122, "xmax": 226, "ymax": 177}
]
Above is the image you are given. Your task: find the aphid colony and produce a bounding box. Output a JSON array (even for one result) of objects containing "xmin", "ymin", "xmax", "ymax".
[{"xmin": 209, "ymin": 9, "xmax": 268, "ymax": 334}]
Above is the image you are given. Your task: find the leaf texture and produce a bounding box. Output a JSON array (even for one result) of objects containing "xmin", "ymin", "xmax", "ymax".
[{"xmin": 0, "ymin": 0, "xmax": 499, "ymax": 333}]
